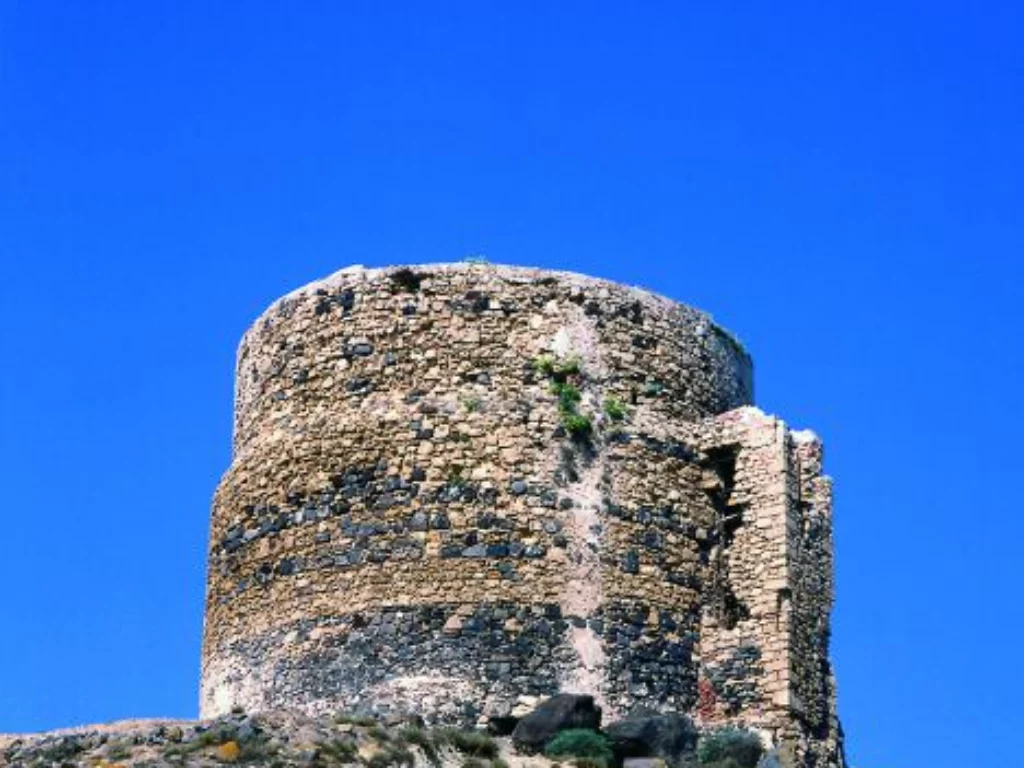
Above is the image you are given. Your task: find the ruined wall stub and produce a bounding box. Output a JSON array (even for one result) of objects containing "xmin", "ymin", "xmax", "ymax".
[{"xmin": 201, "ymin": 263, "xmax": 844, "ymax": 766}]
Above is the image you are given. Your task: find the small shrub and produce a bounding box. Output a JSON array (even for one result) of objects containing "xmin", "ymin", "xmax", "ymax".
[
  {"xmin": 398, "ymin": 726, "xmax": 427, "ymax": 745},
  {"xmin": 435, "ymin": 729, "xmax": 499, "ymax": 759},
  {"xmin": 368, "ymin": 726, "xmax": 391, "ymax": 742},
  {"xmin": 544, "ymin": 729, "xmax": 614, "ymax": 768},
  {"xmin": 491, "ymin": 759, "xmax": 510, "ymax": 768},
  {"xmin": 399, "ymin": 727, "xmax": 439, "ymax": 764},
  {"xmin": 320, "ymin": 739, "xmax": 357, "ymax": 763},
  {"xmin": 393, "ymin": 744, "xmax": 417, "ymax": 767},
  {"xmin": 603, "ymin": 397, "xmax": 627, "ymax": 421},
  {"xmin": 394, "ymin": 745, "xmax": 417, "ymax": 766},
  {"xmin": 164, "ymin": 729, "xmax": 221, "ymax": 757},
  {"xmin": 533, "ymin": 354, "xmax": 581, "ymax": 381},
  {"xmin": 36, "ymin": 738, "xmax": 85, "ymax": 762},
  {"xmin": 534, "ymin": 354, "xmax": 592, "ymax": 440},
  {"xmin": 463, "ymin": 396, "xmax": 482, "ymax": 412},
  {"xmin": 553, "ymin": 356, "xmax": 581, "ymax": 377},
  {"xmin": 106, "ymin": 742, "xmax": 132, "ymax": 760},
  {"xmin": 533, "ymin": 355, "xmax": 557, "ymax": 376},
  {"xmin": 696, "ymin": 728, "xmax": 763, "ymax": 768},
  {"xmin": 462, "ymin": 759, "xmax": 488, "ymax": 768},
  {"xmin": 214, "ymin": 740, "xmax": 241, "ymax": 763},
  {"xmin": 367, "ymin": 743, "xmax": 415, "ymax": 768},
  {"xmin": 237, "ymin": 740, "xmax": 281, "ymax": 763},
  {"xmin": 562, "ymin": 412, "xmax": 593, "ymax": 438},
  {"xmin": 551, "ymin": 382, "xmax": 582, "ymax": 410}
]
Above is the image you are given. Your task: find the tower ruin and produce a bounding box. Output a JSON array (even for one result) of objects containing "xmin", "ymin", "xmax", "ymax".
[{"xmin": 201, "ymin": 263, "xmax": 844, "ymax": 766}]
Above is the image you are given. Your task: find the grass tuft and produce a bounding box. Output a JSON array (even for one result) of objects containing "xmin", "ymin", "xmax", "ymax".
[{"xmin": 434, "ymin": 729, "xmax": 499, "ymax": 759}]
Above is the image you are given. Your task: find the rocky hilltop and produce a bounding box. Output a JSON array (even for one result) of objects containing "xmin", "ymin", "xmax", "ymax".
[{"xmin": 1, "ymin": 694, "xmax": 783, "ymax": 768}]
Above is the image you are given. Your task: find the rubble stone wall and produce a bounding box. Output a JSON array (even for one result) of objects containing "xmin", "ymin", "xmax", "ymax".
[{"xmin": 200, "ymin": 263, "xmax": 843, "ymax": 767}]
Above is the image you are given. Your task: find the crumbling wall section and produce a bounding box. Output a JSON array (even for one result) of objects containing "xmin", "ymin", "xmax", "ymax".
[
  {"xmin": 783, "ymin": 432, "xmax": 843, "ymax": 767},
  {"xmin": 687, "ymin": 408, "xmax": 843, "ymax": 767}
]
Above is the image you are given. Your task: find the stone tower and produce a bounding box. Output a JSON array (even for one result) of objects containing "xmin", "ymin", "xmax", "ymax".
[{"xmin": 201, "ymin": 263, "xmax": 844, "ymax": 766}]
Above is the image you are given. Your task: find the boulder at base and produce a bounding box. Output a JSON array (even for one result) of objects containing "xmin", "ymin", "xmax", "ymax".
[
  {"xmin": 604, "ymin": 712, "xmax": 698, "ymax": 765},
  {"xmin": 511, "ymin": 694, "xmax": 603, "ymax": 753}
]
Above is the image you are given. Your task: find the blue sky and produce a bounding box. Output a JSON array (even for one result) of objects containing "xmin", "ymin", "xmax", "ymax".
[{"xmin": 1, "ymin": 2, "xmax": 1021, "ymax": 766}]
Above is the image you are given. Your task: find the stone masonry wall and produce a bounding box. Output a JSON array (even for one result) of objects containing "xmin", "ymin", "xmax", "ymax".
[
  {"xmin": 200, "ymin": 263, "xmax": 843, "ymax": 767},
  {"xmin": 686, "ymin": 409, "xmax": 844, "ymax": 767}
]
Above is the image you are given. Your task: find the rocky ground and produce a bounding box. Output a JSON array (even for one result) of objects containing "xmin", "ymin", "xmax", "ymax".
[
  {"xmin": 1, "ymin": 709, "xmax": 540, "ymax": 768},
  {"xmin": 0, "ymin": 695, "xmax": 773, "ymax": 768}
]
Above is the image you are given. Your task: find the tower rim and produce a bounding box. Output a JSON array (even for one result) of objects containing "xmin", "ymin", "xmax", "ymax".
[{"xmin": 240, "ymin": 261, "xmax": 752, "ymax": 369}]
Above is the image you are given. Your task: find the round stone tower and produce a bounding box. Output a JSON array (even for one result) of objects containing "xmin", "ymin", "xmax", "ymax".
[{"xmin": 201, "ymin": 263, "xmax": 843, "ymax": 766}]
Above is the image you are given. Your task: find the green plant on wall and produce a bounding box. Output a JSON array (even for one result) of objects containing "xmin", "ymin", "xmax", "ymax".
[
  {"xmin": 533, "ymin": 354, "xmax": 593, "ymax": 440},
  {"xmin": 532, "ymin": 354, "xmax": 581, "ymax": 381},
  {"xmin": 603, "ymin": 397, "xmax": 628, "ymax": 421},
  {"xmin": 561, "ymin": 411, "xmax": 593, "ymax": 437},
  {"xmin": 551, "ymin": 381, "xmax": 581, "ymax": 410}
]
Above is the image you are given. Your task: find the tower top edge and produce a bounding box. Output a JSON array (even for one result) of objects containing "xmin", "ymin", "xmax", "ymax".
[{"xmin": 245, "ymin": 262, "xmax": 751, "ymax": 364}]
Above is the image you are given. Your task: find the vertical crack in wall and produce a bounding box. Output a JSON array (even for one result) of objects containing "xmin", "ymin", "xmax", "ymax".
[
  {"xmin": 551, "ymin": 309, "xmax": 612, "ymax": 715},
  {"xmin": 703, "ymin": 444, "xmax": 749, "ymax": 631}
]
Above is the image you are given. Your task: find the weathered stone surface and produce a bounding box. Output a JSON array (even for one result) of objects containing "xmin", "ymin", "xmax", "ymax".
[
  {"xmin": 199, "ymin": 263, "xmax": 845, "ymax": 768},
  {"xmin": 511, "ymin": 693, "xmax": 602, "ymax": 753},
  {"xmin": 605, "ymin": 712, "xmax": 698, "ymax": 764}
]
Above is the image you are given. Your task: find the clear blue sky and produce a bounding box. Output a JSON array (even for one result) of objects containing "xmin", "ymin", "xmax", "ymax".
[{"xmin": 1, "ymin": 2, "xmax": 1021, "ymax": 766}]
